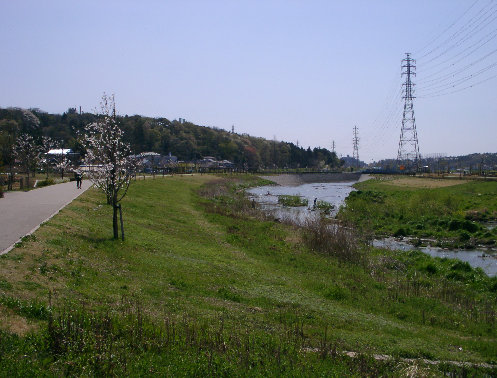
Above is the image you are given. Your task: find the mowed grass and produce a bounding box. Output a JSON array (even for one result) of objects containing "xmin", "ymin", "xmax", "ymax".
[
  {"xmin": 381, "ymin": 176, "xmax": 470, "ymax": 188},
  {"xmin": 0, "ymin": 174, "xmax": 496, "ymax": 374}
]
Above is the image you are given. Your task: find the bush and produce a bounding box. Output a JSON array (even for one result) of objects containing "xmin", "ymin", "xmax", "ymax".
[
  {"xmin": 458, "ymin": 230, "xmax": 471, "ymax": 242},
  {"xmin": 323, "ymin": 285, "xmax": 349, "ymax": 301},
  {"xmin": 423, "ymin": 263, "xmax": 438, "ymax": 275},
  {"xmin": 36, "ymin": 178, "xmax": 56, "ymax": 188},
  {"xmin": 393, "ymin": 228, "xmax": 407, "ymax": 237},
  {"xmin": 302, "ymin": 216, "xmax": 364, "ymax": 264},
  {"xmin": 448, "ymin": 219, "xmax": 479, "ymax": 233},
  {"xmin": 278, "ymin": 195, "xmax": 308, "ymax": 207},
  {"xmin": 451, "ymin": 261, "xmax": 472, "ymax": 272}
]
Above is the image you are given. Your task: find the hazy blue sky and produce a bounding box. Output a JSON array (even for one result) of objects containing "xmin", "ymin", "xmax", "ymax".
[{"xmin": 1, "ymin": 0, "xmax": 496, "ymax": 161}]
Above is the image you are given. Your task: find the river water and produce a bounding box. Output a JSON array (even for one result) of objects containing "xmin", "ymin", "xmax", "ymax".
[
  {"xmin": 248, "ymin": 180, "xmax": 497, "ymax": 276},
  {"xmin": 247, "ymin": 181, "xmax": 356, "ymax": 224}
]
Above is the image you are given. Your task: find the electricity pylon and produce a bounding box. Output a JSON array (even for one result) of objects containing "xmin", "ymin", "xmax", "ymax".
[
  {"xmin": 352, "ymin": 126, "xmax": 359, "ymax": 169},
  {"xmin": 397, "ymin": 53, "xmax": 420, "ymax": 171}
]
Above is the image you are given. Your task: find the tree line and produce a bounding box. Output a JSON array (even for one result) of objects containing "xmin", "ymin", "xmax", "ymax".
[{"xmin": 0, "ymin": 107, "xmax": 343, "ymax": 171}]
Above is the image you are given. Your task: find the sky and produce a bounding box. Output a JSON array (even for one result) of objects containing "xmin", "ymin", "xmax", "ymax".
[{"xmin": 1, "ymin": 0, "xmax": 496, "ymax": 162}]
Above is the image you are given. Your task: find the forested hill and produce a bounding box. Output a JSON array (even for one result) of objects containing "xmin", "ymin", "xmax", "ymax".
[{"xmin": 0, "ymin": 107, "xmax": 342, "ymax": 170}]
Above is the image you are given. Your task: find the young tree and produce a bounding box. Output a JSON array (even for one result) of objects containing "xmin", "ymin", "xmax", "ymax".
[
  {"xmin": 0, "ymin": 119, "xmax": 19, "ymax": 190},
  {"xmin": 14, "ymin": 133, "xmax": 40, "ymax": 189},
  {"xmin": 40, "ymin": 136, "xmax": 56, "ymax": 179},
  {"xmin": 82, "ymin": 94, "xmax": 135, "ymax": 239}
]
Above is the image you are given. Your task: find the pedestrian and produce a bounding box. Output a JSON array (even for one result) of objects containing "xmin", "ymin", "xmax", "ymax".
[{"xmin": 75, "ymin": 170, "xmax": 82, "ymax": 189}]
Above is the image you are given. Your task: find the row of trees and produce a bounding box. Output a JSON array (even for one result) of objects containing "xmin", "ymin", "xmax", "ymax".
[
  {"xmin": 0, "ymin": 95, "xmax": 133, "ymax": 239},
  {"xmin": 0, "ymin": 107, "xmax": 343, "ymax": 171},
  {"xmin": 0, "ymin": 117, "xmax": 73, "ymax": 190}
]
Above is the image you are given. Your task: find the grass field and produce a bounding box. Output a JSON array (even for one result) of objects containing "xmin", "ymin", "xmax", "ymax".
[
  {"xmin": 339, "ymin": 175, "xmax": 497, "ymax": 248},
  {"xmin": 0, "ymin": 174, "xmax": 496, "ymax": 375},
  {"xmin": 380, "ymin": 176, "xmax": 470, "ymax": 188}
]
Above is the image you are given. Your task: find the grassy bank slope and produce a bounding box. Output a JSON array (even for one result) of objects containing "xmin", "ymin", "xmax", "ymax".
[{"xmin": 0, "ymin": 175, "xmax": 496, "ymax": 375}]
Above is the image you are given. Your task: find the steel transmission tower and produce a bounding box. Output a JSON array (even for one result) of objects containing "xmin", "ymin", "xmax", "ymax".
[
  {"xmin": 397, "ymin": 53, "xmax": 420, "ymax": 170},
  {"xmin": 352, "ymin": 126, "xmax": 360, "ymax": 169}
]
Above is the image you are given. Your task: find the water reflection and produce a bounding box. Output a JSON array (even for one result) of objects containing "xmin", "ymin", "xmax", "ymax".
[{"xmin": 247, "ymin": 182, "xmax": 356, "ymax": 224}]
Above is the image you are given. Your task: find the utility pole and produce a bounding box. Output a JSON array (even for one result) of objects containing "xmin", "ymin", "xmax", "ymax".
[
  {"xmin": 397, "ymin": 53, "xmax": 420, "ymax": 172},
  {"xmin": 352, "ymin": 126, "xmax": 360, "ymax": 170},
  {"xmin": 231, "ymin": 125, "xmax": 234, "ymax": 133},
  {"xmin": 331, "ymin": 140, "xmax": 336, "ymax": 154}
]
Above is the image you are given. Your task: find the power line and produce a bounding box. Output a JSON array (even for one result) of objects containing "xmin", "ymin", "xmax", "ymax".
[
  {"xmin": 414, "ymin": 0, "xmax": 482, "ymax": 57},
  {"xmin": 417, "ymin": 0, "xmax": 497, "ymax": 61}
]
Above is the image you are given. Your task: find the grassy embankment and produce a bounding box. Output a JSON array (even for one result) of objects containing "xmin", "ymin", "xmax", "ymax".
[
  {"xmin": 0, "ymin": 174, "xmax": 496, "ymax": 375},
  {"xmin": 339, "ymin": 176, "xmax": 497, "ymax": 248}
]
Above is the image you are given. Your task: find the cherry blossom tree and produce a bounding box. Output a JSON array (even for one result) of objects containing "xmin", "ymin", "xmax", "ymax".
[
  {"xmin": 82, "ymin": 94, "xmax": 136, "ymax": 239},
  {"xmin": 14, "ymin": 133, "xmax": 40, "ymax": 189},
  {"xmin": 40, "ymin": 136, "xmax": 57, "ymax": 179}
]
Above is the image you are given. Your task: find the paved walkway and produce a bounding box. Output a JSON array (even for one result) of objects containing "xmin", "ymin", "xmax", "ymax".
[{"xmin": 0, "ymin": 180, "xmax": 92, "ymax": 255}]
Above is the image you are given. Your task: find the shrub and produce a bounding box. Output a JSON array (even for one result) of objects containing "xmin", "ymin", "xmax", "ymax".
[
  {"xmin": 315, "ymin": 200, "xmax": 334, "ymax": 213},
  {"xmin": 278, "ymin": 195, "xmax": 308, "ymax": 207},
  {"xmin": 423, "ymin": 263, "xmax": 438, "ymax": 275},
  {"xmin": 36, "ymin": 178, "xmax": 56, "ymax": 188},
  {"xmin": 451, "ymin": 261, "xmax": 472, "ymax": 272},
  {"xmin": 393, "ymin": 228, "xmax": 407, "ymax": 237},
  {"xmin": 448, "ymin": 219, "xmax": 479, "ymax": 233},
  {"xmin": 458, "ymin": 230, "xmax": 471, "ymax": 242},
  {"xmin": 323, "ymin": 285, "xmax": 349, "ymax": 301},
  {"xmin": 302, "ymin": 216, "xmax": 364, "ymax": 264}
]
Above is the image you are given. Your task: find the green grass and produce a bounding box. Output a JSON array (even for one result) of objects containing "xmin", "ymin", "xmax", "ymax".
[
  {"xmin": 0, "ymin": 174, "xmax": 496, "ymax": 375},
  {"xmin": 338, "ymin": 176, "xmax": 497, "ymax": 248}
]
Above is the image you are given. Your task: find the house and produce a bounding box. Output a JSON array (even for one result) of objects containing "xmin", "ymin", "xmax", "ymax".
[{"xmin": 130, "ymin": 152, "xmax": 178, "ymax": 172}]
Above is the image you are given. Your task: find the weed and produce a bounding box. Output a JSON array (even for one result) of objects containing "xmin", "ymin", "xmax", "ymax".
[
  {"xmin": 301, "ymin": 216, "xmax": 364, "ymax": 264},
  {"xmin": 278, "ymin": 195, "xmax": 308, "ymax": 207}
]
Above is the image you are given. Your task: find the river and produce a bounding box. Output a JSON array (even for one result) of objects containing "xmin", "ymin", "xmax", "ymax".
[{"xmin": 248, "ymin": 178, "xmax": 497, "ymax": 276}]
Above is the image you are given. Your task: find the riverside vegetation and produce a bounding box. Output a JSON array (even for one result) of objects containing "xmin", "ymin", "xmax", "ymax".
[
  {"xmin": 338, "ymin": 176, "xmax": 497, "ymax": 249},
  {"xmin": 0, "ymin": 175, "xmax": 496, "ymax": 375}
]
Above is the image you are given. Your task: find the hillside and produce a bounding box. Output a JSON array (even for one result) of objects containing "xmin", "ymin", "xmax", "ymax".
[{"xmin": 0, "ymin": 107, "xmax": 342, "ymax": 170}]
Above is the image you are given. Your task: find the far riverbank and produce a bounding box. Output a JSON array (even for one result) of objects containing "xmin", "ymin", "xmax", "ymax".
[{"xmin": 260, "ymin": 172, "xmax": 365, "ymax": 186}]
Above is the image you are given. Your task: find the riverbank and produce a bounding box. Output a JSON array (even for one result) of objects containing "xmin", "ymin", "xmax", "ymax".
[
  {"xmin": 338, "ymin": 175, "xmax": 497, "ymax": 250},
  {"xmin": 0, "ymin": 175, "xmax": 496, "ymax": 375},
  {"xmin": 261, "ymin": 172, "xmax": 363, "ymax": 186}
]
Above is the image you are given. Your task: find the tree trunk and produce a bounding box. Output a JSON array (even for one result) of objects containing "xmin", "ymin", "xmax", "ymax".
[{"xmin": 113, "ymin": 201, "xmax": 119, "ymax": 239}]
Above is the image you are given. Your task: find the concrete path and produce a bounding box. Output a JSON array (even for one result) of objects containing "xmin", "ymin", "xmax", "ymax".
[{"xmin": 0, "ymin": 180, "xmax": 92, "ymax": 255}]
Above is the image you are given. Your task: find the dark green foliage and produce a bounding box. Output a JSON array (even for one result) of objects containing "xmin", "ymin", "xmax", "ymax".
[
  {"xmin": 448, "ymin": 219, "xmax": 480, "ymax": 233},
  {"xmin": 422, "ymin": 263, "xmax": 438, "ymax": 275},
  {"xmin": 393, "ymin": 227, "xmax": 408, "ymax": 237},
  {"xmin": 36, "ymin": 178, "xmax": 55, "ymax": 188},
  {"xmin": 0, "ymin": 107, "xmax": 342, "ymax": 170},
  {"xmin": 217, "ymin": 287, "xmax": 242, "ymax": 302},
  {"xmin": 451, "ymin": 261, "xmax": 473, "ymax": 272},
  {"xmin": 0, "ymin": 296, "xmax": 51, "ymax": 320}
]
